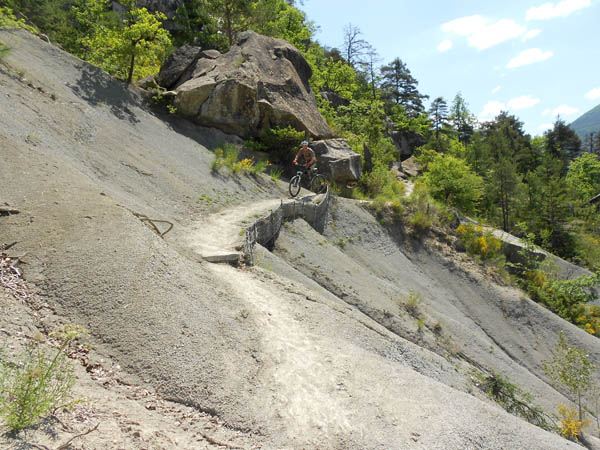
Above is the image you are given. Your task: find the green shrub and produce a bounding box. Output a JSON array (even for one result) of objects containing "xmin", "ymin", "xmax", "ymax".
[
  {"xmin": 0, "ymin": 40, "xmax": 8, "ymax": 60},
  {"xmin": 269, "ymin": 167, "xmax": 283, "ymax": 181},
  {"xmin": 250, "ymin": 159, "xmax": 268, "ymax": 175},
  {"xmin": 0, "ymin": 324, "xmax": 85, "ymax": 431},
  {"xmin": 359, "ymin": 165, "xmax": 404, "ymax": 200},
  {"xmin": 420, "ymin": 152, "xmax": 484, "ymax": 215},
  {"xmin": 399, "ymin": 290, "xmax": 423, "ymax": 318},
  {"xmin": 0, "ymin": 7, "xmax": 38, "ymax": 33},
  {"xmin": 409, "ymin": 210, "xmax": 432, "ymax": 234},
  {"xmin": 248, "ymin": 126, "xmax": 304, "ymax": 162},
  {"xmin": 211, "ymin": 144, "xmax": 239, "ymax": 173},
  {"xmin": 211, "ymin": 144, "xmax": 267, "ymax": 176},
  {"xmin": 473, "ymin": 369, "xmax": 553, "ymax": 431}
]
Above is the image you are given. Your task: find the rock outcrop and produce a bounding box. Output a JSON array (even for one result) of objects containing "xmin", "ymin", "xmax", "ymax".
[
  {"xmin": 390, "ymin": 129, "xmax": 426, "ymax": 160},
  {"xmin": 311, "ymin": 138, "xmax": 362, "ymax": 183},
  {"xmin": 319, "ymin": 89, "xmax": 350, "ymax": 108},
  {"xmin": 157, "ymin": 44, "xmax": 204, "ymax": 89},
  {"xmin": 160, "ymin": 31, "xmax": 333, "ymax": 140}
]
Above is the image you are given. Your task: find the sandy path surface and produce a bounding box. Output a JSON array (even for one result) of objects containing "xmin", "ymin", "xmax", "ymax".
[{"xmin": 186, "ymin": 199, "xmax": 283, "ymax": 262}]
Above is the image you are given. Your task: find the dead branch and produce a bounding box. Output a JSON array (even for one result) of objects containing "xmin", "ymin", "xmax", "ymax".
[
  {"xmin": 55, "ymin": 422, "xmax": 99, "ymax": 450},
  {"xmin": 131, "ymin": 212, "xmax": 173, "ymax": 237},
  {"xmin": 0, "ymin": 207, "xmax": 20, "ymax": 215}
]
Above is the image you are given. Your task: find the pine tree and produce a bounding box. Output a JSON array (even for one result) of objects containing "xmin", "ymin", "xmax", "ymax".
[
  {"xmin": 545, "ymin": 118, "xmax": 582, "ymax": 172},
  {"xmin": 532, "ymin": 154, "xmax": 572, "ymax": 255},
  {"xmin": 379, "ymin": 58, "xmax": 428, "ymax": 117},
  {"xmin": 196, "ymin": 0, "xmax": 255, "ymax": 47},
  {"xmin": 449, "ymin": 92, "xmax": 475, "ymax": 145},
  {"xmin": 428, "ymin": 96, "xmax": 449, "ymax": 141}
]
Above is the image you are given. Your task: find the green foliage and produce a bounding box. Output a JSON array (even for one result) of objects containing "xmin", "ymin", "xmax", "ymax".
[
  {"xmin": 545, "ymin": 118, "xmax": 582, "ymax": 170},
  {"xmin": 0, "ymin": 39, "xmax": 9, "ymax": 60},
  {"xmin": 473, "ymin": 370, "xmax": 554, "ymax": 431},
  {"xmin": 0, "ymin": 6, "xmax": 38, "ymax": 34},
  {"xmin": 543, "ymin": 332, "xmax": 596, "ymax": 421},
  {"xmin": 379, "ymin": 57, "xmax": 428, "ymax": 117},
  {"xmin": 249, "ymin": 126, "xmax": 304, "ymax": 162},
  {"xmin": 359, "ymin": 165, "xmax": 404, "ymax": 200},
  {"xmin": 305, "ymin": 43, "xmax": 358, "ymax": 100},
  {"xmin": 409, "ymin": 210, "xmax": 432, "ymax": 234},
  {"xmin": 211, "ymin": 144, "xmax": 265, "ymax": 175},
  {"xmin": 76, "ymin": 0, "xmax": 172, "ymax": 83},
  {"xmin": 248, "ymin": 0, "xmax": 314, "ymax": 50},
  {"xmin": 269, "ymin": 167, "xmax": 283, "ymax": 181},
  {"xmin": 0, "ymin": 325, "xmax": 85, "ymax": 431},
  {"xmin": 399, "ymin": 290, "xmax": 423, "ymax": 318},
  {"xmin": 566, "ymin": 152, "xmax": 600, "ymax": 204},
  {"xmin": 421, "ymin": 153, "xmax": 484, "ymax": 215},
  {"xmin": 389, "ymin": 104, "xmax": 430, "ymax": 136}
]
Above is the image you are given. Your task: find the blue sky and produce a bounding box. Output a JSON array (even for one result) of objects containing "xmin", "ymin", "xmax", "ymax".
[{"xmin": 301, "ymin": 0, "xmax": 600, "ymax": 136}]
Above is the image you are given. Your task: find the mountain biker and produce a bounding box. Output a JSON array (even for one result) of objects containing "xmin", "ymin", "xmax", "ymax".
[{"xmin": 293, "ymin": 140, "xmax": 317, "ymax": 169}]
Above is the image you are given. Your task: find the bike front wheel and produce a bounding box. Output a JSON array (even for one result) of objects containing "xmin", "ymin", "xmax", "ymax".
[
  {"xmin": 310, "ymin": 174, "xmax": 328, "ymax": 194},
  {"xmin": 289, "ymin": 175, "xmax": 302, "ymax": 197}
]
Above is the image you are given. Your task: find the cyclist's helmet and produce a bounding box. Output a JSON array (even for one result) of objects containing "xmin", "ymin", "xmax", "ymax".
[{"xmin": 301, "ymin": 140, "xmax": 309, "ymax": 146}]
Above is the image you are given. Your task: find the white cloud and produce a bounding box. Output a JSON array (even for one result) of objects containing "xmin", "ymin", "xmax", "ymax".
[
  {"xmin": 526, "ymin": 0, "xmax": 591, "ymax": 20},
  {"xmin": 538, "ymin": 123, "xmax": 554, "ymax": 130},
  {"xmin": 437, "ymin": 39, "xmax": 453, "ymax": 52},
  {"xmin": 523, "ymin": 29, "xmax": 541, "ymax": 41},
  {"xmin": 585, "ymin": 87, "xmax": 600, "ymax": 100},
  {"xmin": 507, "ymin": 48, "xmax": 553, "ymax": 68},
  {"xmin": 479, "ymin": 100, "xmax": 506, "ymax": 121},
  {"xmin": 542, "ymin": 108, "xmax": 552, "ymax": 116},
  {"xmin": 441, "ymin": 15, "xmax": 488, "ymax": 36},
  {"xmin": 551, "ymin": 104, "xmax": 579, "ymax": 116},
  {"xmin": 508, "ymin": 95, "xmax": 541, "ymax": 110},
  {"xmin": 441, "ymin": 15, "xmax": 527, "ymax": 50},
  {"xmin": 492, "ymin": 86, "xmax": 501, "ymax": 94}
]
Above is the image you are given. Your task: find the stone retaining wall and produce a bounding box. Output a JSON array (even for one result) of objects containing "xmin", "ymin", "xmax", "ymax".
[{"xmin": 243, "ymin": 189, "xmax": 330, "ymax": 264}]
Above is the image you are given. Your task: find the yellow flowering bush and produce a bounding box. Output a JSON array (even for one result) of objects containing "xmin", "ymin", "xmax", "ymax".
[
  {"xmin": 557, "ymin": 405, "xmax": 588, "ymax": 440},
  {"xmin": 457, "ymin": 222, "xmax": 503, "ymax": 261}
]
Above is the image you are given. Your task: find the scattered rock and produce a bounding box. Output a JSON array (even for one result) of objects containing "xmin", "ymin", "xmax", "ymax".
[
  {"xmin": 311, "ymin": 138, "xmax": 362, "ymax": 183},
  {"xmin": 401, "ymin": 156, "xmax": 422, "ymax": 178}
]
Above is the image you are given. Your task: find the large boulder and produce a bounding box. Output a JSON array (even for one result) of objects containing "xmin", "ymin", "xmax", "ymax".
[
  {"xmin": 311, "ymin": 139, "xmax": 362, "ymax": 183},
  {"xmin": 162, "ymin": 31, "xmax": 333, "ymax": 140}
]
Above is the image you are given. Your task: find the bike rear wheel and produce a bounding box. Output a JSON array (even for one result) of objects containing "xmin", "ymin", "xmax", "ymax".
[
  {"xmin": 289, "ymin": 175, "xmax": 302, "ymax": 197},
  {"xmin": 310, "ymin": 174, "xmax": 328, "ymax": 194}
]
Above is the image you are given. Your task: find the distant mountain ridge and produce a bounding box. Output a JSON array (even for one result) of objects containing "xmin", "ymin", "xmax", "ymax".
[{"xmin": 570, "ymin": 103, "xmax": 600, "ymax": 139}]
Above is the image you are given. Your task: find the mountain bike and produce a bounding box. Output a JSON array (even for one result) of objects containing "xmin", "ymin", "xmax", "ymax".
[{"xmin": 289, "ymin": 163, "xmax": 328, "ymax": 198}]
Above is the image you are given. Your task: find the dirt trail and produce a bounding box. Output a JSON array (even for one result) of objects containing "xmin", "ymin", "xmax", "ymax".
[{"xmin": 186, "ymin": 199, "xmax": 282, "ymax": 262}]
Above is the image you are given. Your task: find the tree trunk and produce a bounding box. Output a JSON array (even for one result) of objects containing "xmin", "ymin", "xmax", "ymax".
[
  {"xmin": 363, "ymin": 143, "xmax": 373, "ymax": 174},
  {"xmin": 127, "ymin": 51, "xmax": 136, "ymax": 84}
]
